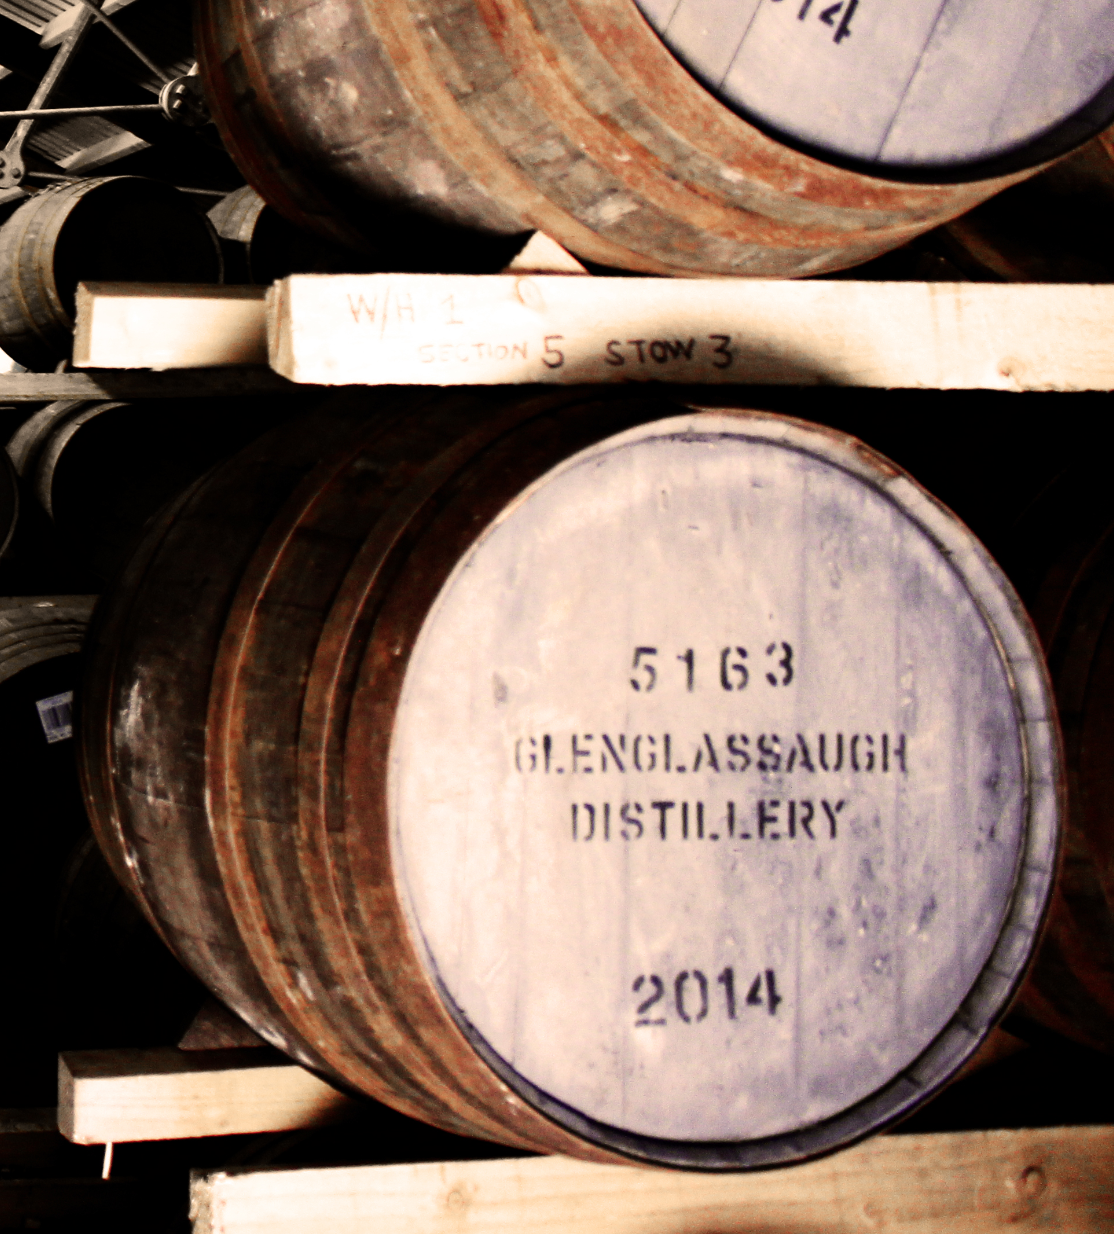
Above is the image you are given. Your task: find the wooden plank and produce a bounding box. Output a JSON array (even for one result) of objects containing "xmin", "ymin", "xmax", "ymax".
[
  {"xmin": 72, "ymin": 282, "xmax": 268, "ymax": 371},
  {"xmin": 389, "ymin": 410, "xmax": 1057, "ymax": 1157},
  {"xmin": 0, "ymin": 367, "xmax": 305, "ymax": 400},
  {"xmin": 191, "ymin": 1126, "xmax": 1114, "ymax": 1234},
  {"xmin": 268, "ymin": 275, "xmax": 1114, "ymax": 390},
  {"xmin": 59, "ymin": 1047, "xmax": 357, "ymax": 1145},
  {"xmin": 639, "ymin": 0, "xmax": 1113, "ymax": 168}
]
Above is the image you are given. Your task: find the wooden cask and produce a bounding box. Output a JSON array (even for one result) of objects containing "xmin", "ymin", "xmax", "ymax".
[
  {"xmin": 0, "ymin": 178, "xmax": 223, "ymax": 372},
  {"xmin": 193, "ymin": 0, "xmax": 1068, "ymax": 279},
  {"xmin": 80, "ymin": 392, "xmax": 1060, "ymax": 1167}
]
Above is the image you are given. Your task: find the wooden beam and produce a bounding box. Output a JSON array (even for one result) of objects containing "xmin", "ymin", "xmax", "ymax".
[
  {"xmin": 59, "ymin": 1047, "xmax": 357, "ymax": 1145},
  {"xmin": 73, "ymin": 282, "xmax": 268, "ymax": 371},
  {"xmin": 192, "ymin": 1127, "xmax": 1114, "ymax": 1234},
  {"xmin": 265, "ymin": 276, "xmax": 1114, "ymax": 391},
  {"xmin": 0, "ymin": 367, "xmax": 305, "ymax": 400}
]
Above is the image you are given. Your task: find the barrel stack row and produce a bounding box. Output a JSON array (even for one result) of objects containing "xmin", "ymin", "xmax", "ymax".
[{"xmin": 0, "ymin": 383, "xmax": 1113, "ymax": 1160}]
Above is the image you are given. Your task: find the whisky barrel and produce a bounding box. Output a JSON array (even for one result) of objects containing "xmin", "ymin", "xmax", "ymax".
[
  {"xmin": 80, "ymin": 393, "xmax": 1060, "ymax": 1167},
  {"xmin": 194, "ymin": 0, "xmax": 1069, "ymax": 280},
  {"xmin": 207, "ymin": 185, "xmax": 373, "ymax": 284},
  {"xmin": 0, "ymin": 596, "xmax": 95, "ymax": 1103},
  {"xmin": 0, "ymin": 177, "xmax": 223, "ymax": 371}
]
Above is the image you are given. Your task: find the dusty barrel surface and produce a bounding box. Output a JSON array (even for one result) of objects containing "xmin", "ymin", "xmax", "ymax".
[
  {"xmin": 0, "ymin": 177, "xmax": 222, "ymax": 371},
  {"xmin": 81, "ymin": 393, "xmax": 1059, "ymax": 1167},
  {"xmin": 193, "ymin": 0, "xmax": 1064, "ymax": 279}
]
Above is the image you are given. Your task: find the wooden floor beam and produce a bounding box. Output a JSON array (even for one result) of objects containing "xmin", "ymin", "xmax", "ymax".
[{"xmin": 192, "ymin": 1126, "xmax": 1114, "ymax": 1234}]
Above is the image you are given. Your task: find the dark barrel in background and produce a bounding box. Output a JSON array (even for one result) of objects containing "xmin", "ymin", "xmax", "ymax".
[
  {"xmin": 0, "ymin": 595, "xmax": 206, "ymax": 1103},
  {"xmin": 996, "ymin": 460, "xmax": 1114, "ymax": 1054},
  {"xmin": 78, "ymin": 391, "xmax": 1059, "ymax": 1168},
  {"xmin": 207, "ymin": 185, "xmax": 375, "ymax": 284},
  {"xmin": 194, "ymin": 0, "xmax": 1114, "ymax": 277}
]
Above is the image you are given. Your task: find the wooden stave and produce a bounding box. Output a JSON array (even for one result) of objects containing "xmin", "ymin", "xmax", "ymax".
[
  {"xmin": 0, "ymin": 597, "xmax": 96, "ymax": 683},
  {"xmin": 194, "ymin": 0, "xmax": 1037, "ymax": 279},
  {"xmin": 0, "ymin": 178, "xmax": 223, "ymax": 372},
  {"xmin": 80, "ymin": 392, "xmax": 1061, "ymax": 1167}
]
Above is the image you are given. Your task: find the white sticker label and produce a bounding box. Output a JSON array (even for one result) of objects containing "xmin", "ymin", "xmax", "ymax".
[{"xmin": 36, "ymin": 690, "xmax": 73, "ymax": 744}]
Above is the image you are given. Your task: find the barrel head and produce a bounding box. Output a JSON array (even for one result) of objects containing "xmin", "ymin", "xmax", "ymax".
[{"xmin": 390, "ymin": 411, "xmax": 1060, "ymax": 1166}]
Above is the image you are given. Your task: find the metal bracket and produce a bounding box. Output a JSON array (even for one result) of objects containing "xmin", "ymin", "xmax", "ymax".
[
  {"xmin": 158, "ymin": 75, "xmax": 210, "ymax": 128},
  {"xmin": 0, "ymin": 0, "xmax": 105, "ymax": 191}
]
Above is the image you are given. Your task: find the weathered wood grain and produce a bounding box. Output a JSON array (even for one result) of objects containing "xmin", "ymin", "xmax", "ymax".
[
  {"xmin": 392, "ymin": 411, "xmax": 1057, "ymax": 1151},
  {"xmin": 73, "ymin": 282, "xmax": 267, "ymax": 370},
  {"xmin": 58, "ymin": 1048, "xmax": 356, "ymax": 1144},
  {"xmin": 267, "ymin": 275, "xmax": 1114, "ymax": 390},
  {"xmin": 192, "ymin": 1127, "xmax": 1114, "ymax": 1234}
]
